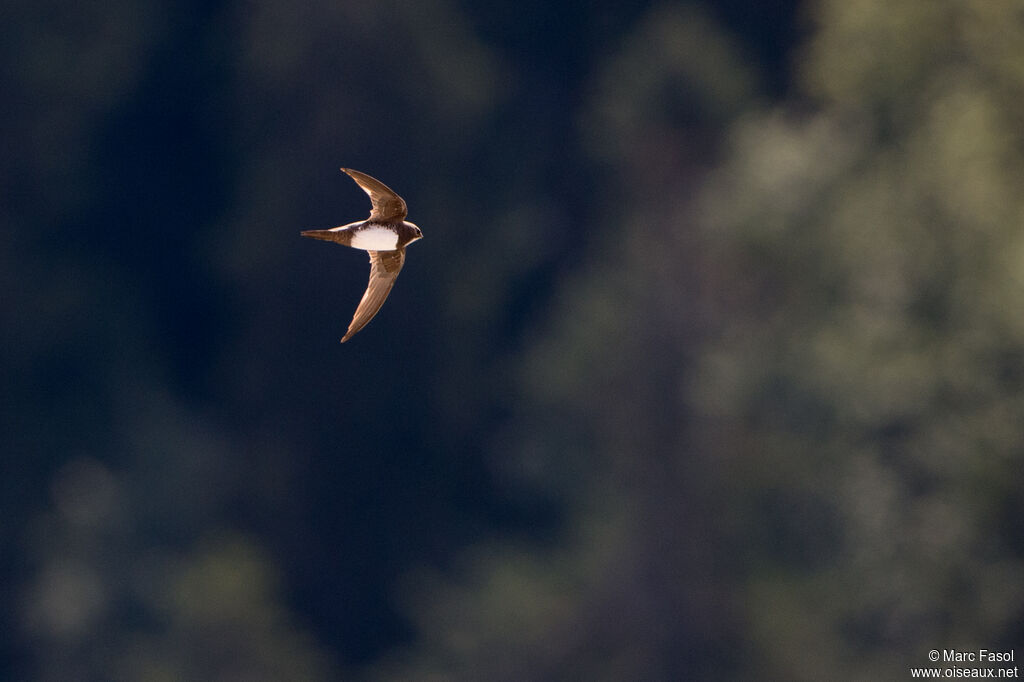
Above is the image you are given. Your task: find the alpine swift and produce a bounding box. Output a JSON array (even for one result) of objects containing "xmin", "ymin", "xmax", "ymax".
[{"xmin": 301, "ymin": 168, "xmax": 423, "ymax": 343}]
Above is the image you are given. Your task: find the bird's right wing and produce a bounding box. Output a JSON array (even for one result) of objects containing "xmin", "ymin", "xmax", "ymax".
[
  {"xmin": 341, "ymin": 248, "xmax": 406, "ymax": 342},
  {"xmin": 342, "ymin": 168, "xmax": 408, "ymax": 222}
]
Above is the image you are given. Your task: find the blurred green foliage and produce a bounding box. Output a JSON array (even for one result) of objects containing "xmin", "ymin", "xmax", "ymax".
[{"xmin": 3, "ymin": 0, "xmax": 1022, "ymax": 680}]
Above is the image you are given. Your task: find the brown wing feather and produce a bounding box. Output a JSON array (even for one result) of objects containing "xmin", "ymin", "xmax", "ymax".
[
  {"xmin": 341, "ymin": 168, "xmax": 407, "ymax": 222},
  {"xmin": 341, "ymin": 248, "xmax": 406, "ymax": 342}
]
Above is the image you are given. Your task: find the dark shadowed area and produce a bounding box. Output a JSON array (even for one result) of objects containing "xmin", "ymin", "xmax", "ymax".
[{"xmin": 4, "ymin": 1, "xmax": 1023, "ymax": 679}]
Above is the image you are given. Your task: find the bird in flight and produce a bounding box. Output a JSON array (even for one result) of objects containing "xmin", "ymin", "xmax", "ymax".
[{"xmin": 302, "ymin": 169, "xmax": 423, "ymax": 342}]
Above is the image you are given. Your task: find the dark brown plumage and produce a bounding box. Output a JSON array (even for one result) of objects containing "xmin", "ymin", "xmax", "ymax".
[{"xmin": 301, "ymin": 169, "xmax": 423, "ymax": 342}]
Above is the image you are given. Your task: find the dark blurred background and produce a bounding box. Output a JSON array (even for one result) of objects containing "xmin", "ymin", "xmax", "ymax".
[{"xmin": 4, "ymin": 0, "xmax": 1023, "ymax": 679}]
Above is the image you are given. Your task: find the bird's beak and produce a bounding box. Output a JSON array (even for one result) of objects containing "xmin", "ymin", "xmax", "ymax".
[{"xmin": 301, "ymin": 229, "xmax": 340, "ymax": 243}]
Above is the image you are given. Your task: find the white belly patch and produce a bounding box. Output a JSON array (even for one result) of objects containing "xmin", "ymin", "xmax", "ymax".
[{"xmin": 350, "ymin": 226, "xmax": 399, "ymax": 250}]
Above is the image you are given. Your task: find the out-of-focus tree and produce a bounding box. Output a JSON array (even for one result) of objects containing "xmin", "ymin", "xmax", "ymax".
[
  {"xmin": 707, "ymin": 1, "xmax": 1024, "ymax": 677},
  {"xmin": 369, "ymin": 1, "xmax": 1024, "ymax": 680}
]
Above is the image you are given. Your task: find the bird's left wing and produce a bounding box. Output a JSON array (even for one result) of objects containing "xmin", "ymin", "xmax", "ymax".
[{"xmin": 341, "ymin": 248, "xmax": 406, "ymax": 343}]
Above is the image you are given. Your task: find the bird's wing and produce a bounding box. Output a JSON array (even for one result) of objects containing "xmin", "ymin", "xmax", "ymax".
[
  {"xmin": 342, "ymin": 168, "xmax": 407, "ymax": 222},
  {"xmin": 342, "ymin": 248, "xmax": 406, "ymax": 342}
]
